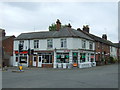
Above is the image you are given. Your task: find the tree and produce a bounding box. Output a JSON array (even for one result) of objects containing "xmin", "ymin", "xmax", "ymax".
[
  {"xmin": 48, "ymin": 23, "xmax": 68, "ymax": 31},
  {"xmin": 49, "ymin": 23, "xmax": 57, "ymax": 31}
]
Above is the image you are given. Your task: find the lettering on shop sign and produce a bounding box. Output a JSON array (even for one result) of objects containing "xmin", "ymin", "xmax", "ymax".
[
  {"xmin": 91, "ymin": 56, "xmax": 94, "ymax": 58},
  {"xmin": 64, "ymin": 50, "xmax": 70, "ymax": 52},
  {"xmin": 14, "ymin": 51, "xmax": 28, "ymax": 54}
]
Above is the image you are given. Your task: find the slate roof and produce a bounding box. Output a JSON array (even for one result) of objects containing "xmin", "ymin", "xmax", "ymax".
[
  {"xmin": 79, "ymin": 30, "xmax": 115, "ymax": 46},
  {"xmin": 2, "ymin": 36, "xmax": 15, "ymax": 41},
  {"xmin": 15, "ymin": 27, "xmax": 94, "ymax": 41},
  {"xmin": 114, "ymin": 43, "xmax": 120, "ymax": 48}
]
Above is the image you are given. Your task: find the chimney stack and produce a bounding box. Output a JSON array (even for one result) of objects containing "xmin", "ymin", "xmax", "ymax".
[
  {"xmin": 77, "ymin": 28, "xmax": 81, "ymax": 31},
  {"xmin": 83, "ymin": 25, "xmax": 89, "ymax": 33},
  {"xmin": 67, "ymin": 23, "xmax": 72, "ymax": 28},
  {"xmin": 56, "ymin": 19, "xmax": 61, "ymax": 31},
  {"xmin": 102, "ymin": 34, "xmax": 107, "ymax": 40}
]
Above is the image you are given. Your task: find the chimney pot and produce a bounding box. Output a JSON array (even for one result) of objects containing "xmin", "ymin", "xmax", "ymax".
[
  {"xmin": 67, "ymin": 23, "xmax": 72, "ymax": 28},
  {"xmin": 77, "ymin": 28, "xmax": 81, "ymax": 31},
  {"xmin": 56, "ymin": 19, "xmax": 61, "ymax": 31},
  {"xmin": 102, "ymin": 34, "xmax": 107, "ymax": 40},
  {"xmin": 83, "ymin": 25, "xmax": 89, "ymax": 33}
]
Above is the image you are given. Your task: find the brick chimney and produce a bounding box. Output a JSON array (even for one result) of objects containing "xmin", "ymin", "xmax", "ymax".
[
  {"xmin": 102, "ymin": 34, "xmax": 107, "ymax": 40},
  {"xmin": 83, "ymin": 25, "xmax": 89, "ymax": 33},
  {"xmin": 77, "ymin": 28, "xmax": 81, "ymax": 31},
  {"xmin": 56, "ymin": 19, "xmax": 61, "ymax": 31},
  {"xmin": 67, "ymin": 23, "xmax": 72, "ymax": 28}
]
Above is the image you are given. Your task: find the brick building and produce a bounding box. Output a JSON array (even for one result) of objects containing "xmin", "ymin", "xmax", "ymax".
[
  {"xmin": 0, "ymin": 29, "xmax": 15, "ymax": 66},
  {"xmin": 77, "ymin": 25, "xmax": 117, "ymax": 65},
  {"xmin": 114, "ymin": 43, "xmax": 120, "ymax": 62}
]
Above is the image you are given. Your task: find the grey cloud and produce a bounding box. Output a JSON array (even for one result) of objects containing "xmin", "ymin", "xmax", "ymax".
[{"xmin": 0, "ymin": 2, "xmax": 118, "ymax": 43}]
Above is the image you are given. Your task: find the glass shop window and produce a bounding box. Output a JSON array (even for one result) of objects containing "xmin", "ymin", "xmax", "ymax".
[
  {"xmin": 42, "ymin": 55, "xmax": 52, "ymax": 63},
  {"xmin": 80, "ymin": 53, "xmax": 86, "ymax": 62},
  {"xmin": 56, "ymin": 53, "xmax": 69, "ymax": 63}
]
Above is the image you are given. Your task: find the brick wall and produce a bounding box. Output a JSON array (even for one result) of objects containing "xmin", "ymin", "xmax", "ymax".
[{"xmin": 2, "ymin": 36, "xmax": 15, "ymax": 56}]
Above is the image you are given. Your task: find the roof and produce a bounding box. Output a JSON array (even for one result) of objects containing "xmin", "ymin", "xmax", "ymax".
[
  {"xmin": 114, "ymin": 43, "xmax": 120, "ymax": 48},
  {"xmin": 15, "ymin": 27, "xmax": 94, "ymax": 41},
  {"xmin": 2, "ymin": 36, "xmax": 15, "ymax": 41},
  {"xmin": 79, "ymin": 30, "xmax": 115, "ymax": 46}
]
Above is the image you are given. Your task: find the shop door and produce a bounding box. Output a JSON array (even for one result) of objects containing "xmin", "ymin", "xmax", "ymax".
[
  {"xmin": 72, "ymin": 52, "xmax": 78, "ymax": 67},
  {"xmin": 33, "ymin": 56, "xmax": 37, "ymax": 67},
  {"xmin": 38, "ymin": 56, "xmax": 42, "ymax": 67}
]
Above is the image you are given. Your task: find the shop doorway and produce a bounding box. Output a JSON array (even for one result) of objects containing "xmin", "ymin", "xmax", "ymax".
[{"xmin": 72, "ymin": 52, "xmax": 78, "ymax": 67}]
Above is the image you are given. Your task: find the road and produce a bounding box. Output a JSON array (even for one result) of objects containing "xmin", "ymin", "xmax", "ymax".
[{"xmin": 2, "ymin": 64, "xmax": 118, "ymax": 88}]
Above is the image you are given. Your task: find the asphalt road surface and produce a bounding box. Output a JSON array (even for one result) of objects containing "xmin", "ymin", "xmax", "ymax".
[{"xmin": 2, "ymin": 64, "xmax": 118, "ymax": 88}]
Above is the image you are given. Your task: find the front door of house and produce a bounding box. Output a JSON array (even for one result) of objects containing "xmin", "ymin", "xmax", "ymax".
[
  {"xmin": 38, "ymin": 56, "xmax": 42, "ymax": 67},
  {"xmin": 33, "ymin": 56, "xmax": 37, "ymax": 67}
]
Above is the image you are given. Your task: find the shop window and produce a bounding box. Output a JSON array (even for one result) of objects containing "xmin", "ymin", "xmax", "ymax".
[
  {"xmin": 47, "ymin": 39, "xmax": 53, "ymax": 48},
  {"xmin": 42, "ymin": 55, "xmax": 52, "ymax": 63},
  {"xmin": 20, "ymin": 56, "xmax": 27, "ymax": 63},
  {"xmin": 80, "ymin": 53, "xmax": 86, "ymax": 62},
  {"xmin": 61, "ymin": 39, "xmax": 67, "ymax": 48},
  {"xmin": 34, "ymin": 40, "xmax": 39, "ymax": 49},
  {"xmin": 56, "ymin": 53, "xmax": 69, "ymax": 63}
]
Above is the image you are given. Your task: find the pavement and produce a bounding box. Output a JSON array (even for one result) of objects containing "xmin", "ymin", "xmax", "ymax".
[{"xmin": 2, "ymin": 64, "xmax": 118, "ymax": 88}]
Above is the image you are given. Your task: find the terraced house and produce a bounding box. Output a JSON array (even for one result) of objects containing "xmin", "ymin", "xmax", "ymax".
[
  {"xmin": 13, "ymin": 20, "xmax": 96, "ymax": 68},
  {"xmin": 78, "ymin": 25, "xmax": 118, "ymax": 65}
]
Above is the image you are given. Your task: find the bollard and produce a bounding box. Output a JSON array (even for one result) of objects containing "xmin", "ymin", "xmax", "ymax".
[{"xmin": 19, "ymin": 64, "xmax": 23, "ymax": 71}]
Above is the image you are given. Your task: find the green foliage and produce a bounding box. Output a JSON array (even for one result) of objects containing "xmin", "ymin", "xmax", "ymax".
[
  {"xmin": 48, "ymin": 23, "xmax": 68, "ymax": 31},
  {"xmin": 49, "ymin": 23, "xmax": 57, "ymax": 31},
  {"xmin": 109, "ymin": 56, "xmax": 116, "ymax": 63}
]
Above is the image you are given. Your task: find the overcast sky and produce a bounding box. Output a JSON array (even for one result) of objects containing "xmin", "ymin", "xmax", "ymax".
[{"xmin": 0, "ymin": 2, "xmax": 118, "ymax": 43}]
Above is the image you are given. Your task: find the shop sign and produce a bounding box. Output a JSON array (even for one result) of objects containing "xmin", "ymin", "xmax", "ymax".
[
  {"xmin": 14, "ymin": 51, "xmax": 28, "ymax": 54},
  {"xmin": 82, "ymin": 55, "xmax": 85, "ymax": 58},
  {"xmin": 15, "ymin": 51, "xmax": 19, "ymax": 54},
  {"xmin": 66, "ymin": 55, "xmax": 69, "ymax": 58},
  {"xmin": 20, "ymin": 51, "xmax": 28, "ymax": 54},
  {"xmin": 73, "ymin": 53, "xmax": 77, "ymax": 56},
  {"xmin": 91, "ymin": 56, "xmax": 94, "ymax": 58},
  {"xmin": 64, "ymin": 50, "xmax": 70, "ymax": 52},
  {"xmin": 56, "ymin": 55, "xmax": 60, "ymax": 58}
]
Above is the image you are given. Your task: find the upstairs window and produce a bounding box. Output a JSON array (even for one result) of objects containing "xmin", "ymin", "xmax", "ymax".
[
  {"xmin": 34, "ymin": 40, "xmax": 39, "ymax": 49},
  {"xmin": 89, "ymin": 42, "xmax": 93, "ymax": 50},
  {"xmin": 19, "ymin": 41, "xmax": 24, "ymax": 46},
  {"xmin": 61, "ymin": 39, "xmax": 67, "ymax": 48},
  {"xmin": 111, "ymin": 47, "xmax": 113, "ymax": 52},
  {"xmin": 82, "ymin": 40, "xmax": 86, "ymax": 48},
  {"xmin": 47, "ymin": 39, "xmax": 53, "ymax": 48}
]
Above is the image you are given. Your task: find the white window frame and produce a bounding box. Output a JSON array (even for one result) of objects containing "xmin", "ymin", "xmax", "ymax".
[
  {"xmin": 34, "ymin": 40, "xmax": 39, "ymax": 49},
  {"xmin": 47, "ymin": 39, "xmax": 53, "ymax": 48},
  {"xmin": 61, "ymin": 38, "xmax": 67, "ymax": 48},
  {"xmin": 19, "ymin": 40, "xmax": 24, "ymax": 45},
  {"xmin": 82, "ymin": 40, "xmax": 86, "ymax": 49},
  {"xmin": 89, "ymin": 41, "xmax": 93, "ymax": 50}
]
